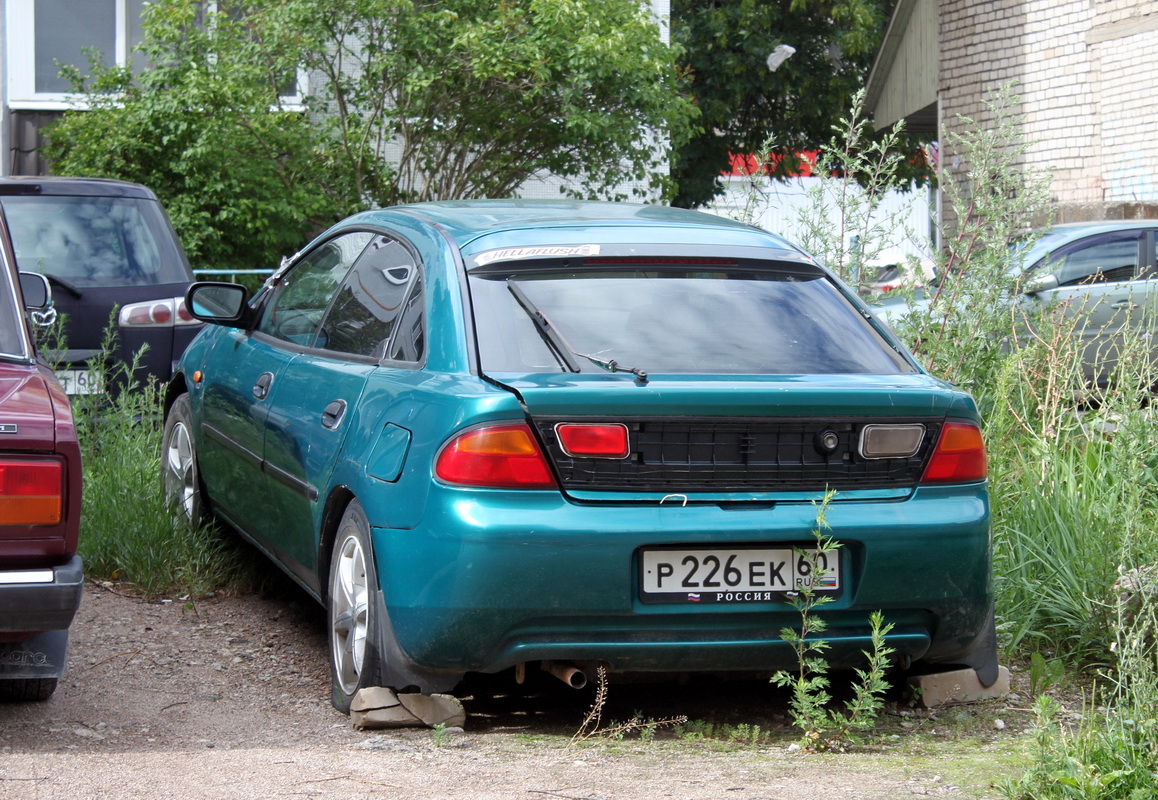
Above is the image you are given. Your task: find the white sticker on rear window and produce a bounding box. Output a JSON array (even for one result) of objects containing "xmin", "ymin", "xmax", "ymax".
[{"xmin": 472, "ymin": 244, "xmax": 600, "ymax": 267}]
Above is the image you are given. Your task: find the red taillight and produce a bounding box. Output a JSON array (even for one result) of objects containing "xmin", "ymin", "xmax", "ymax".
[
  {"xmin": 555, "ymin": 423, "xmax": 630, "ymax": 459},
  {"xmin": 922, "ymin": 422, "xmax": 987, "ymax": 483},
  {"xmin": 436, "ymin": 424, "xmax": 557, "ymax": 488},
  {"xmin": 0, "ymin": 460, "xmax": 63, "ymax": 525}
]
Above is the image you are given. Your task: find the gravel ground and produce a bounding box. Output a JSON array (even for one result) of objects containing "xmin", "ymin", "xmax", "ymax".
[{"xmin": 0, "ymin": 584, "xmax": 1013, "ymax": 799}]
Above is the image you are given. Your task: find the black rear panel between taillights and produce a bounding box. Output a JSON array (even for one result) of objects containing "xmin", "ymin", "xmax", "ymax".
[{"xmin": 533, "ymin": 416, "xmax": 943, "ymax": 492}]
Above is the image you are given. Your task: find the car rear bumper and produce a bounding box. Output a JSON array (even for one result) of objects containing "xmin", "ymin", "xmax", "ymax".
[
  {"xmin": 370, "ymin": 485, "xmax": 991, "ymax": 676},
  {"xmin": 0, "ymin": 555, "xmax": 84, "ymax": 634}
]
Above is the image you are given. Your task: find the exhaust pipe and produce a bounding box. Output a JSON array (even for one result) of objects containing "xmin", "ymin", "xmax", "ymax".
[{"xmin": 542, "ymin": 661, "xmax": 589, "ymax": 689}]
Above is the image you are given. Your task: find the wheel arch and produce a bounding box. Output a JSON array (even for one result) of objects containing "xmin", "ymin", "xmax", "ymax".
[{"xmin": 321, "ymin": 488, "xmax": 463, "ymax": 701}]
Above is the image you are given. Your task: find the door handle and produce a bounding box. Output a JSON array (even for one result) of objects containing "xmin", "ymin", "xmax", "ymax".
[
  {"xmin": 252, "ymin": 372, "xmax": 274, "ymax": 399},
  {"xmin": 322, "ymin": 399, "xmax": 347, "ymax": 430},
  {"xmin": 1111, "ymin": 300, "xmax": 1140, "ymax": 309}
]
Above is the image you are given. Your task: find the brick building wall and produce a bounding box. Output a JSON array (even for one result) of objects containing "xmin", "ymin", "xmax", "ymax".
[{"xmin": 939, "ymin": 0, "xmax": 1158, "ymax": 222}]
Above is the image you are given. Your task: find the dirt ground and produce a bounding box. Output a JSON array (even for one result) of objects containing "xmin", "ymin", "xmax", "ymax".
[{"xmin": 0, "ymin": 582, "xmax": 1022, "ymax": 799}]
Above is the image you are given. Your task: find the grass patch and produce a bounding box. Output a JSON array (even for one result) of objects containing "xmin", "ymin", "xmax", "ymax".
[{"xmin": 69, "ymin": 337, "xmax": 255, "ymax": 597}]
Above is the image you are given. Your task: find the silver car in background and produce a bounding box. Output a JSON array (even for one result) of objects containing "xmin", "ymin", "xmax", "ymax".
[{"xmin": 877, "ymin": 220, "xmax": 1158, "ymax": 382}]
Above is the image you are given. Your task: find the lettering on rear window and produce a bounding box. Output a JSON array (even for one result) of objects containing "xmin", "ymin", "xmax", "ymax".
[{"xmin": 473, "ymin": 245, "xmax": 600, "ymax": 267}]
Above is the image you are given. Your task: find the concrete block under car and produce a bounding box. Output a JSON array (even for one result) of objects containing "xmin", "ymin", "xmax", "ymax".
[
  {"xmin": 908, "ymin": 666, "xmax": 1011, "ymax": 708},
  {"xmin": 350, "ymin": 687, "xmax": 466, "ymax": 730}
]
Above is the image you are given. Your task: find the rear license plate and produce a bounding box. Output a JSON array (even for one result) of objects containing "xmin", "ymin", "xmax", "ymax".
[
  {"xmin": 54, "ymin": 369, "xmax": 104, "ymax": 395},
  {"xmin": 639, "ymin": 546, "xmax": 841, "ymax": 604}
]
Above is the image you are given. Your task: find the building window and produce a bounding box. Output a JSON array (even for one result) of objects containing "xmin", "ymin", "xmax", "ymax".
[
  {"xmin": 6, "ymin": 1, "xmax": 300, "ymax": 110},
  {"xmin": 7, "ymin": 1, "xmax": 149, "ymax": 108}
]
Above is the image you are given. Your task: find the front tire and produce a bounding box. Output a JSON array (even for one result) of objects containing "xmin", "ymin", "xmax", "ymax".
[
  {"xmin": 162, "ymin": 393, "xmax": 205, "ymax": 524},
  {"xmin": 328, "ymin": 501, "xmax": 381, "ymax": 712}
]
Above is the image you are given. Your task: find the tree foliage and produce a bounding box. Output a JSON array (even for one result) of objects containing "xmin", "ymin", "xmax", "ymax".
[
  {"xmin": 670, "ymin": 0, "xmax": 928, "ymax": 208},
  {"xmin": 273, "ymin": 0, "xmax": 696, "ymax": 203},
  {"xmin": 45, "ymin": 0, "xmax": 696, "ymax": 268}
]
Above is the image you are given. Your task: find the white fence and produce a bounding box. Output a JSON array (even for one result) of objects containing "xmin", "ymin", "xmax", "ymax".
[{"xmin": 705, "ymin": 175, "xmax": 937, "ymax": 268}]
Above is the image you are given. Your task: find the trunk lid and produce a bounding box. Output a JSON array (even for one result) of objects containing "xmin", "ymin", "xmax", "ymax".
[{"xmin": 0, "ymin": 362, "xmax": 59, "ymax": 451}]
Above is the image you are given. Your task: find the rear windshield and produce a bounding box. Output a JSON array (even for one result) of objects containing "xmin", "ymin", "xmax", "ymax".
[
  {"xmin": 1, "ymin": 195, "xmax": 190, "ymax": 287},
  {"xmin": 468, "ymin": 267, "xmax": 912, "ymax": 375}
]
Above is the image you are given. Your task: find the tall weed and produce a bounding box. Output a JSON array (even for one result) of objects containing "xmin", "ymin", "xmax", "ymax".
[
  {"xmin": 893, "ymin": 82, "xmax": 1054, "ymax": 396},
  {"xmin": 1007, "ymin": 590, "xmax": 1158, "ymax": 798},
  {"xmin": 788, "ymin": 88, "xmax": 922, "ymax": 286},
  {"xmin": 770, "ymin": 492, "xmax": 895, "ymax": 751},
  {"xmin": 743, "ymin": 80, "xmax": 1158, "ymax": 778},
  {"xmin": 734, "ymin": 88, "xmax": 923, "ymax": 288},
  {"xmin": 56, "ymin": 321, "xmax": 249, "ymax": 596}
]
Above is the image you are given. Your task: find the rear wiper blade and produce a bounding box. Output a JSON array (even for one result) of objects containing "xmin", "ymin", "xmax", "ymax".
[
  {"xmin": 506, "ymin": 280, "xmax": 648, "ymax": 384},
  {"xmin": 507, "ymin": 280, "xmax": 582, "ymax": 373}
]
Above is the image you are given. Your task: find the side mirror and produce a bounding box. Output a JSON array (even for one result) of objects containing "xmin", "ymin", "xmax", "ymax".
[
  {"xmin": 186, "ymin": 282, "xmax": 251, "ymax": 327},
  {"xmin": 1023, "ymin": 273, "xmax": 1060, "ymax": 295},
  {"xmin": 18, "ymin": 272, "xmax": 51, "ymax": 309}
]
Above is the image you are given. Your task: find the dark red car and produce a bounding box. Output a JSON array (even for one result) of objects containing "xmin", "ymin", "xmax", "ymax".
[{"xmin": 0, "ymin": 218, "xmax": 83, "ymax": 702}]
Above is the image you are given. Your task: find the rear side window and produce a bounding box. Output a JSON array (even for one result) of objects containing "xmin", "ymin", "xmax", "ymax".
[
  {"xmin": 2, "ymin": 195, "xmax": 190, "ymax": 287},
  {"xmin": 318, "ymin": 235, "xmax": 422, "ymax": 360},
  {"xmin": 468, "ymin": 266, "xmax": 912, "ymax": 375}
]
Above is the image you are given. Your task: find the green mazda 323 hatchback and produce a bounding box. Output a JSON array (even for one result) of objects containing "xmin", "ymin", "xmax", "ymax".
[{"xmin": 164, "ymin": 201, "xmax": 994, "ymax": 712}]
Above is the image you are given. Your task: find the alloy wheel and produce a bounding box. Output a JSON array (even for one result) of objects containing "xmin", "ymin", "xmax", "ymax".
[
  {"xmin": 331, "ymin": 533, "xmax": 370, "ymax": 695},
  {"xmin": 164, "ymin": 420, "xmax": 196, "ymax": 520}
]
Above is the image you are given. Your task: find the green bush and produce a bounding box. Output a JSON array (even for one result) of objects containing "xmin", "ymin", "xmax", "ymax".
[
  {"xmin": 45, "ymin": 0, "xmax": 697, "ymax": 270},
  {"xmin": 44, "ymin": 1, "xmax": 371, "ymax": 271}
]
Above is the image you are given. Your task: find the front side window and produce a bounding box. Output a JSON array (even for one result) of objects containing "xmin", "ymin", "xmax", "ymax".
[
  {"xmin": 469, "ymin": 266, "xmax": 912, "ymax": 375},
  {"xmin": 1, "ymin": 195, "xmax": 189, "ymax": 287},
  {"xmin": 257, "ymin": 232, "xmax": 373, "ymax": 346}
]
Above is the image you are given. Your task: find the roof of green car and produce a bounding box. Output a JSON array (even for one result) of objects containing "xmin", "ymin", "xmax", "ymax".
[{"xmin": 346, "ymin": 199, "xmax": 795, "ymax": 249}]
